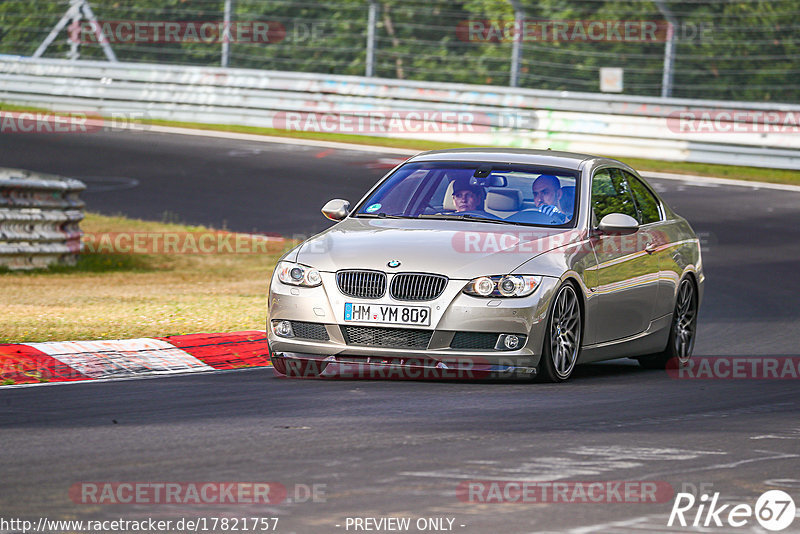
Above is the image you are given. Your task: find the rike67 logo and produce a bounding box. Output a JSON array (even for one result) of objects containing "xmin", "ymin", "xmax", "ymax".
[{"xmin": 668, "ymin": 490, "xmax": 796, "ymax": 531}]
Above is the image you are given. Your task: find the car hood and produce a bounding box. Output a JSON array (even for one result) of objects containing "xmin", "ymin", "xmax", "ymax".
[{"xmin": 295, "ymin": 217, "xmax": 581, "ymax": 279}]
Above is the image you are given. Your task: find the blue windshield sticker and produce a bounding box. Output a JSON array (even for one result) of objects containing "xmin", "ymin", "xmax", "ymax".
[{"xmin": 365, "ymin": 203, "xmax": 382, "ymax": 213}]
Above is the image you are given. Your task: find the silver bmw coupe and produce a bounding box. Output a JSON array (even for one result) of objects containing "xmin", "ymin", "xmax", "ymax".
[{"xmin": 268, "ymin": 149, "xmax": 703, "ymax": 382}]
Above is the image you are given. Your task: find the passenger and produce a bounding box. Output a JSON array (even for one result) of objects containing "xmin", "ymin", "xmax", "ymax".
[
  {"xmin": 451, "ymin": 177, "xmax": 487, "ymax": 213},
  {"xmin": 532, "ymin": 174, "xmax": 567, "ymax": 221}
]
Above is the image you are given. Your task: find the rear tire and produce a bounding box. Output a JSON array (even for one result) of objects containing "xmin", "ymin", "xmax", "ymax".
[
  {"xmin": 638, "ymin": 277, "xmax": 698, "ymax": 370},
  {"xmin": 537, "ymin": 283, "xmax": 582, "ymax": 382}
]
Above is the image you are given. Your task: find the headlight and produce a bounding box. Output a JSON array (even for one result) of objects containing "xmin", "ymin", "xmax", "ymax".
[
  {"xmin": 275, "ymin": 261, "xmax": 322, "ymax": 287},
  {"xmin": 463, "ymin": 275, "xmax": 541, "ymax": 298}
]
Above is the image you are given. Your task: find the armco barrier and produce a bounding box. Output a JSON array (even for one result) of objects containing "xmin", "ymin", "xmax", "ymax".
[
  {"xmin": 0, "ymin": 167, "xmax": 85, "ymax": 270},
  {"xmin": 1, "ymin": 57, "xmax": 799, "ymax": 169}
]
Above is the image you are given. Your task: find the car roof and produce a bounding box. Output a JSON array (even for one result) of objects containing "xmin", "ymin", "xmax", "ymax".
[{"xmin": 408, "ymin": 148, "xmax": 614, "ymax": 171}]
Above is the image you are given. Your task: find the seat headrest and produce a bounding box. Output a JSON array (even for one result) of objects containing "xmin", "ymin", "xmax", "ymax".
[
  {"xmin": 559, "ymin": 185, "xmax": 575, "ymax": 212},
  {"xmin": 443, "ymin": 180, "xmax": 456, "ymax": 211},
  {"xmin": 486, "ymin": 188, "xmax": 522, "ymax": 211}
]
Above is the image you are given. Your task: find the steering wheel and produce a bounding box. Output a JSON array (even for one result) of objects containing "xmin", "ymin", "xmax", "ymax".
[
  {"xmin": 453, "ymin": 209, "xmax": 502, "ymax": 219},
  {"xmin": 421, "ymin": 200, "xmax": 440, "ymax": 214},
  {"xmin": 537, "ymin": 206, "xmax": 569, "ymax": 224}
]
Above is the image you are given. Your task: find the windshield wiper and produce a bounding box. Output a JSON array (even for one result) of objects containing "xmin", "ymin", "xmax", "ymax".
[
  {"xmin": 354, "ymin": 213, "xmax": 415, "ymax": 219},
  {"xmin": 417, "ymin": 213, "xmax": 520, "ymax": 225},
  {"xmin": 358, "ymin": 212, "xmax": 521, "ymax": 225}
]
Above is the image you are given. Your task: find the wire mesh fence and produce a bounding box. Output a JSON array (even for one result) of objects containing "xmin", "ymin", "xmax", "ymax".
[{"xmin": 0, "ymin": 0, "xmax": 797, "ymax": 103}]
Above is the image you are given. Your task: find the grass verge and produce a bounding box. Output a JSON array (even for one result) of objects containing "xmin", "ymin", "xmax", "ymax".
[
  {"xmin": 0, "ymin": 212, "xmax": 291, "ymax": 343},
  {"xmin": 143, "ymin": 118, "xmax": 800, "ymax": 185},
  {"xmin": 2, "ymin": 102, "xmax": 798, "ymax": 185}
]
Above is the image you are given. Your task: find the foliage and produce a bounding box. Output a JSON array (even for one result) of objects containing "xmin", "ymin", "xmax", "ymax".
[{"xmin": 0, "ymin": 0, "xmax": 796, "ymax": 101}]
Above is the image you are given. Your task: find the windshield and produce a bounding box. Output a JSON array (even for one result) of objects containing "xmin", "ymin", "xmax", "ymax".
[{"xmin": 354, "ymin": 161, "xmax": 579, "ymax": 226}]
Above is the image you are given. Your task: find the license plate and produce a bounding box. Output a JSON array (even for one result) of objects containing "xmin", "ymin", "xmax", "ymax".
[{"xmin": 344, "ymin": 303, "xmax": 430, "ymax": 326}]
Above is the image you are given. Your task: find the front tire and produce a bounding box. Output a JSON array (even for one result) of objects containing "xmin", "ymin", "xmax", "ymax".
[
  {"xmin": 638, "ymin": 277, "xmax": 698, "ymax": 369},
  {"xmin": 538, "ymin": 283, "xmax": 582, "ymax": 382}
]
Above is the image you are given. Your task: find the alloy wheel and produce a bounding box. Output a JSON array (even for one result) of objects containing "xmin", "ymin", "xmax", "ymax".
[
  {"xmin": 549, "ymin": 285, "xmax": 582, "ymax": 379},
  {"xmin": 673, "ymin": 278, "xmax": 697, "ymax": 363}
]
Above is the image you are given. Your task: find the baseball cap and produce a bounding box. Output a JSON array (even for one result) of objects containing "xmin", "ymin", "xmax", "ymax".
[{"xmin": 451, "ymin": 176, "xmax": 484, "ymax": 197}]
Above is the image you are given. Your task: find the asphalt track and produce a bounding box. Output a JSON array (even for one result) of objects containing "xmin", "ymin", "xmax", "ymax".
[{"xmin": 1, "ymin": 129, "xmax": 799, "ymax": 533}]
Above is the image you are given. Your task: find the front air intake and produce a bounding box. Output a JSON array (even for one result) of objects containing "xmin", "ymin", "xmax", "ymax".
[{"xmin": 341, "ymin": 326, "xmax": 433, "ymax": 349}]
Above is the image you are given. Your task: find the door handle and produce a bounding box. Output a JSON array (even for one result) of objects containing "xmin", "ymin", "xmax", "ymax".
[{"xmin": 645, "ymin": 242, "xmax": 657, "ymax": 254}]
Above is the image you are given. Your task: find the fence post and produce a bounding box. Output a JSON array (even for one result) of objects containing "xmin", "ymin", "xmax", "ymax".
[
  {"xmin": 222, "ymin": 0, "xmax": 233, "ymax": 67},
  {"xmin": 509, "ymin": 0, "xmax": 523, "ymax": 87},
  {"xmin": 655, "ymin": 0, "xmax": 677, "ymax": 98},
  {"xmin": 365, "ymin": 0, "xmax": 379, "ymax": 77}
]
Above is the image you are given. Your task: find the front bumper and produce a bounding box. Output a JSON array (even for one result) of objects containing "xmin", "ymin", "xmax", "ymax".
[
  {"xmin": 270, "ymin": 352, "xmax": 537, "ymax": 380},
  {"xmin": 267, "ymin": 273, "xmax": 561, "ymax": 379}
]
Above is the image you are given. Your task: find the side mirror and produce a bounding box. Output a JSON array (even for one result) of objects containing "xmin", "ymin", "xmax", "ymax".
[
  {"xmin": 597, "ymin": 213, "xmax": 639, "ymax": 234},
  {"xmin": 321, "ymin": 199, "xmax": 350, "ymax": 221}
]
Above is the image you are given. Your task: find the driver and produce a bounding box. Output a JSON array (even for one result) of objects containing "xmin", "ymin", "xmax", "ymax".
[
  {"xmin": 532, "ymin": 174, "xmax": 567, "ymax": 221},
  {"xmin": 451, "ymin": 177, "xmax": 486, "ymax": 213}
]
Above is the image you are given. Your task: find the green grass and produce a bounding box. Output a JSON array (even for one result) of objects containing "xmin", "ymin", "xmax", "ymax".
[
  {"xmin": 0, "ymin": 212, "xmax": 292, "ymax": 343},
  {"xmin": 3, "ymin": 102, "xmax": 799, "ymax": 185},
  {"xmin": 4, "ymin": 252, "xmax": 157, "ymax": 275},
  {"xmin": 145, "ymin": 118, "xmax": 467, "ymax": 152},
  {"xmin": 0, "ymin": 103, "xmax": 52, "ymax": 113},
  {"xmin": 143, "ymin": 121, "xmax": 800, "ymax": 186},
  {"xmin": 617, "ymin": 157, "xmax": 800, "ymax": 185}
]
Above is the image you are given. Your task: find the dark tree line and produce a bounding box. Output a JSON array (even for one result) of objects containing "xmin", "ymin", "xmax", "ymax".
[{"xmin": 1, "ymin": 0, "xmax": 797, "ymax": 102}]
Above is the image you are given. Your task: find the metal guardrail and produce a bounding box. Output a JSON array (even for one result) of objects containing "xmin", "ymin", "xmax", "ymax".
[
  {"xmin": 1, "ymin": 57, "xmax": 799, "ymax": 169},
  {"xmin": 0, "ymin": 167, "xmax": 85, "ymax": 270}
]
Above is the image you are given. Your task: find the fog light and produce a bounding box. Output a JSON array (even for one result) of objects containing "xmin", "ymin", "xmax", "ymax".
[
  {"xmin": 273, "ymin": 320, "xmax": 294, "ymax": 337},
  {"xmin": 504, "ymin": 335, "xmax": 520, "ymax": 350}
]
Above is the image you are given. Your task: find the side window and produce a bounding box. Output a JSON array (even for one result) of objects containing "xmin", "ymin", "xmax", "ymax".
[
  {"xmin": 623, "ymin": 171, "xmax": 661, "ymax": 225},
  {"xmin": 591, "ymin": 168, "xmax": 637, "ymax": 223}
]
